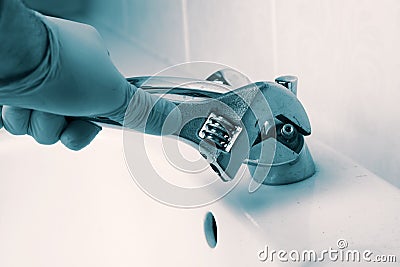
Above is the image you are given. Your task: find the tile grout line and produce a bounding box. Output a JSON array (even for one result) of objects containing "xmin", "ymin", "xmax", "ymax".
[
  {"xmin": 181, "ymin": 0, "xmax": 191, "ymax": 62},
  {"xmin": 270, "ymin": 0, "xmax": 278, "ymax": 77}
]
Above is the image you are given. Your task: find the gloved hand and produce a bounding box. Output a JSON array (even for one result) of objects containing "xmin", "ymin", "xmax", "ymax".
[{"xmin": 0, "ymin": 13, "xmax": 181, "ymax": 150}]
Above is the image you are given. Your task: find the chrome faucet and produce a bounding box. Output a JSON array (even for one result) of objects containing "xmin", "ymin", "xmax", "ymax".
[{"xmin": 84, "ymin": 72, "xmax": 315, "ymax": 186}]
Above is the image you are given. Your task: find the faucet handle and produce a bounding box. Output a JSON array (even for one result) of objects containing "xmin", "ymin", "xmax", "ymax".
[{"xmin": 275, "ymin": 75, "xmax": 298, "ymax": 96}]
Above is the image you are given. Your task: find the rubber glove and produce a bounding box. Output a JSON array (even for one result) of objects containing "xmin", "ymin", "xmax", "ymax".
[{"xmin": 0, "ymin": 14, "xmax": 181, "ymax": 150}]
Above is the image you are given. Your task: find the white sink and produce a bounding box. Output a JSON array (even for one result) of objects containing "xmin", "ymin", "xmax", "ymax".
[{"xmin": 0, "ymin": 129, "xmax": 398, "ymax": 266}]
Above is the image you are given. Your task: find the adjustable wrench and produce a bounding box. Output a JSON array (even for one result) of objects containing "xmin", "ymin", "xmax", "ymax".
[{"xmin": 84, "ymin": 74, "xmax": 314, "ymax": 185}]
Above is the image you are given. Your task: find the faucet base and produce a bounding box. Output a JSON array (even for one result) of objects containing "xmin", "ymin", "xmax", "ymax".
[{"xmin": 248, "ymin": 143, "xmax": 316, "ymax": 186}]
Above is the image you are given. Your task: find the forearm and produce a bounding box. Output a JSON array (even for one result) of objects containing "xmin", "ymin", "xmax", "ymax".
[{"xmin": 0, "ymin": 0, "xmax": 48, "ymax": 81}]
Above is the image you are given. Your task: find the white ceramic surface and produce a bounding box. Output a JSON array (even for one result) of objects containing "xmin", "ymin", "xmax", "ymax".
[{"xmin": 0, "ymin": 129, "xmax": 399, "ymax": 266}]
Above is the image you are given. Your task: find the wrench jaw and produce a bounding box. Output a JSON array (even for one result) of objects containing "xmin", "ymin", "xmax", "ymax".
[
  {"xmin": 247, "ymin": 138, "xmax": 316, "ymax": 185},
  {"xmin": 246, "ymin": 80, "xmax": 315, "ymax": 185},
  {"xmin": 171, "ymin": 78, "xmax": 315, "ymax": 185},
  {"xmin": 175, "ymin": 83, "xmax": 262, "ymax": 182},
  {"xmin": 257, "ymin": 81, "xmax": 312, "ymax": 136}
]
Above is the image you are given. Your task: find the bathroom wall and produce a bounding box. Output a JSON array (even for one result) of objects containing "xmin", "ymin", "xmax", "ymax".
[
  {"xmin": 42, "ymin": 0, "xmax": 399, "ymax": 187},
  {"xmin": 273, "ymin": 0, "xmax": 400, "ymax": 187},
  {"xmin": 23, "ymin": 0, "xmax": 90, "ymax": 18}
]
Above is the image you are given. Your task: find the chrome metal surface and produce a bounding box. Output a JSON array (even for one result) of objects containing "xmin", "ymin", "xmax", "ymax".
[
  {"xmin": 198, "ymin": 113, "xmax": 242, "ymax": 153},
  {"xmin": 85, "ymin": 74, "xmax": 315, "ymax": 185},
  {"xmin": 206, "ymin": 68, "xmax": 252, "ymax": 89},
  {"xmin": 275, "ymin": 75, "xmax": 298, "ymax": 96}
]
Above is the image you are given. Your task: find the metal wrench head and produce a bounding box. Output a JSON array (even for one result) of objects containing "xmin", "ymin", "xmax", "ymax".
[
  {"xmin": 125, "ymin": 75, "xmax": 313, "ymax": 184},
  {"xmin": 167, "ymin": 80, "xmax": 312, "ymax": 182},
  {"xmin": 251, "ymin": 81, "xmax": 311, "ymax": 136},
  {"xmin": 245, "ymin": 81, "xmax": 314, "ymax": 185}
]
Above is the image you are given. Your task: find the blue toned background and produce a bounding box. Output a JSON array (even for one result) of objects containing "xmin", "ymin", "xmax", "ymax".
[
  {"xmin": 26, "ymin": 0, "xmax": 399, "ymax": 187},
  {"xmin": 0, "ymin": 1, "xmax": 398, "ymax": 266}
]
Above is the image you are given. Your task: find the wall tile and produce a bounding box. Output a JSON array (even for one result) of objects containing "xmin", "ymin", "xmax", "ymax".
[
  {"xmin": 185, "ymin": 0, "xmax": 276, "ymax": 81},
  {"xmin": 84, "ymin": 0, "xmax": 187, "ymax": 65},
  {"xmin": 275, "ymin": 0, "xmax": 400, "ymax": 187},
  {"xmin": 24, "ymin": 0, "xmax": 90, "ymax": 18},
  {"xmin": 29, "ymin": 0, "xmax": 400, "ymax": 186},
  {"xmin": 94, "ymin": 26, "xmax": 170, "ymax": 77}
]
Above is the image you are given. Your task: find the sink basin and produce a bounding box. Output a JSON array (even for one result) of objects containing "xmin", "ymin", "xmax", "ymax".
[{"xmin": 0, "ymin": 128, "xmax": 398, "ymax": 266}]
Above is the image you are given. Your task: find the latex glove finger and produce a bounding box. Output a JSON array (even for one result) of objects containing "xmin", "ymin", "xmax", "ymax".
[
  {"xmin": 120, "ymin": 87, "xmax": 182, "ymax": 135},
  {"xmin": 0, "ymin": 15, "xmax": 129, "ymax": 117},
  {"xmin": 0, "ymin": 14, "xmax": 182, "ymax": 137},
  {"xmin": 2, "ymin": 106, "xmax": 31, "ymax": 135},
  {"xmin": 30, "ymin": 15, "xmax": 181, "ymax": 135},
  {"xmin": 27, "ymin": 110, "xmax": 67, "ymax": 145},
  {"xmin": 60, "ymin": 120, "xmax": 102, "ymax": 151}
]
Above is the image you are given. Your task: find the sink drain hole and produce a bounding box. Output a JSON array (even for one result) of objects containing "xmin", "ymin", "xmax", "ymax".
[{"xmin": 204, "ymin": 212, "xmax": 217, "ymax": 248}]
